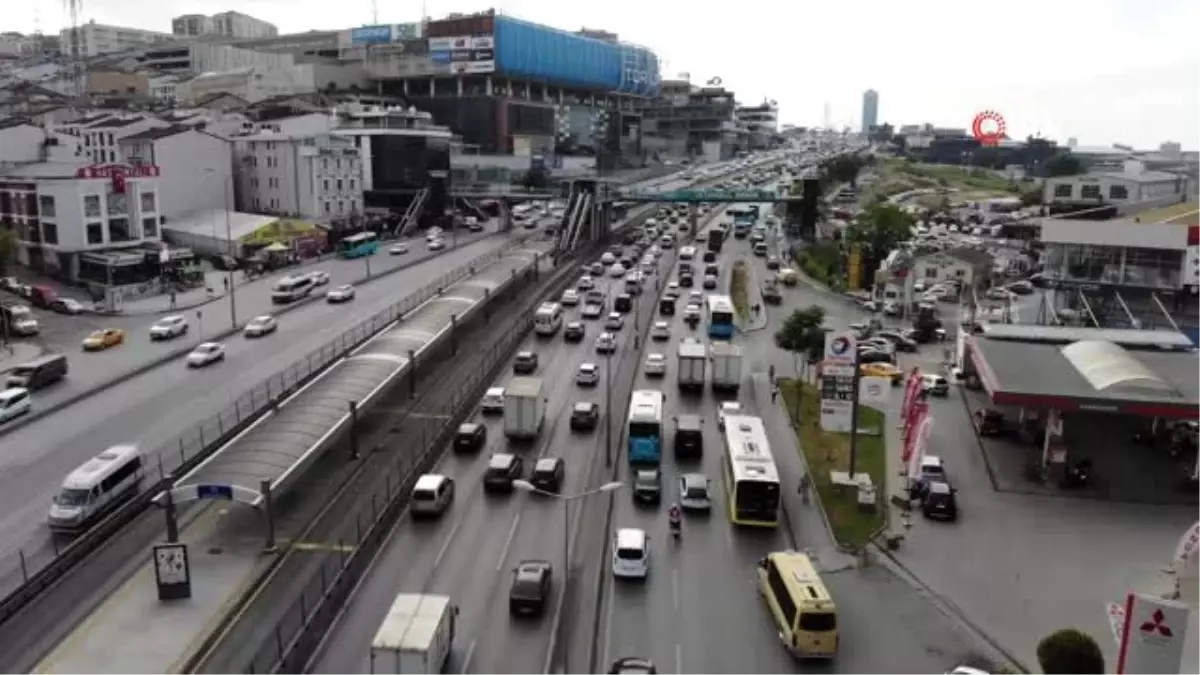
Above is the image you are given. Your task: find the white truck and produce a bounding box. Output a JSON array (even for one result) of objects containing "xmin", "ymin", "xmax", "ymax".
[
  {"xmin": 503, "ymin": 376, "xmax": 546, "ymax": 440},
  {"xmin": 370, "ymin": 593, "xmax": 458, "ymax": 674},
  {"xmin": 677, "ymin": 339, "xmax": 707, "ymax": 391},
  {"xmin": 710, "ymin": 341, "xmax": 743, "ymax": 393}
]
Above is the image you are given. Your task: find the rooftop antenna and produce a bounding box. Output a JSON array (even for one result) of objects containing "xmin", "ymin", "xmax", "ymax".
[
  {"xmin": 63, "ymin": 0, "xmax": 84, "ymax": 101},
  {"xmin": 371, "ymin": 0, "xmax": 379, "ymax": 24}
]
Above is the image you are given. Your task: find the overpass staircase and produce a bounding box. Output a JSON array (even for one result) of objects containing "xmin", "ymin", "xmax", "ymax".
[
  {"xmin": 392, "ymin": 187, "xmax": 429, "ymax": 238},
  {"xmin": 553, "ymin": 184, "xmax": 595, "ymax": 255},
  {"xmin": 456, "ymin": 197, "xmax": 489, "ymax": 223}
]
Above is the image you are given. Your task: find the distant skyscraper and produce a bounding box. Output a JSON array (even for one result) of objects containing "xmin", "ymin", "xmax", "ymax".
[{"xmin": 861, "ymin": 89, "xmax": 879, "ymax": 133}]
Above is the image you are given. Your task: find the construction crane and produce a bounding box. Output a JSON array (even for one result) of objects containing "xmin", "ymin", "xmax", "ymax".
[{"xmin": 64, "ymin": 0, "xmax": 84, "ymax": 100}]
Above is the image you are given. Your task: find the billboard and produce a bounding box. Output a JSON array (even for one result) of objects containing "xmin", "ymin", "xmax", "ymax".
[
  {"xmin": 351, "ymin": 22, "xmax": 423, "ymax": 45},
  {"xmin": 429, "ymin": 35, "xmax": 496, "ymax": 75}
]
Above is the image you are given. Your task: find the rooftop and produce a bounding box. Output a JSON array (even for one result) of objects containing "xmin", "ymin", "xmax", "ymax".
[
  {"xmin": 161, "ymin": 210, "xmax": 278, "ymax": 241},
  {"xmin": 89, "ymin": 116, "xmax": 146, "ymax": 129},
  {"xmin": 121, "ymin": 125, "xmax": 194, "ymax": 142},
  {"xmin": 1133, "ymin": 201, "xmax": 1199, "ymax": 225}
]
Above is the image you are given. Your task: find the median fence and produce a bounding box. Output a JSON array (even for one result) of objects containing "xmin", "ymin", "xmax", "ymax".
[{"xmin": 0, "ymin": 241, "xmax": 529, "ymax": 625}]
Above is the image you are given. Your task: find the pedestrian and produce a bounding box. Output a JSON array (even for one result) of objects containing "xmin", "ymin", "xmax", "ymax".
[
  {"xmin": 223, "ymin": 277, "xmax": 229, "ymax": 292},
  {"xmin": 169, "ymin": 291, "xmax": 177, "ymax": 309},
  {"xmin": 771, "ymin": 385, "xmax": 779, "ymax": 404}
]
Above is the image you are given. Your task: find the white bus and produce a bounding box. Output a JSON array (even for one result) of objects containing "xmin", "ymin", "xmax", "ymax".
[
  {"xmin": 720, "ymin": 414, "xmax": 780, "ymax": 527},
  {"xmin": 271, "ymin": 274, "xmax": 315, "ymax": 304},
  {"xmin": 48, "ymin": 444, "xmax": 144, "ymax": 532},
  {"xmin": 534, "ymin": 302, "xmax": 564, "ymax": 336}
]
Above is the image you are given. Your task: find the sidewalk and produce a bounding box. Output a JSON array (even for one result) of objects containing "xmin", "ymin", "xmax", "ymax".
[
  {"xmin": 0, "ymin": 341, "xmax": 44, "ymax": 374},
  {"xmin": 735, "ymin": 257, "xmax": 769, "ymax": 333}
]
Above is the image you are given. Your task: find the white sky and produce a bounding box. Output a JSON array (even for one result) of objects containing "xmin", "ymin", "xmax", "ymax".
[{"xmin": 6, "ymin": 0, "xmax": 1198, "ymax": 149}]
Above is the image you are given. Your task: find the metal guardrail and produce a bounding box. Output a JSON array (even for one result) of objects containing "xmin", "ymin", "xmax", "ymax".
[{"xmin": 0, "ymin": 241, "xmax": 529, "ymax": 627}]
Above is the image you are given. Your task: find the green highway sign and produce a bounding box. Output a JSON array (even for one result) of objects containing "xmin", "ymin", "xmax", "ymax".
[{"xmin": 619, "ymin": 188, "xmax": 781, "ymax": 203}]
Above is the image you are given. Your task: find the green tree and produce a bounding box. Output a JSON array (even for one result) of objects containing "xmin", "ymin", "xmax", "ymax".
[
  {"xmin": 0, "ymin": 227, "xmax": 16, "ymax": 276},
  {"xmin": 826, "ymin": 155, "xmax": 864, "ymax": 188},
  {"xmin": 1036, "ymin": 629, "xmax": 1105, "ymax": 674},
  {"xmin": 845, "ymin": 202, "xmax": 915, "ymax": 281},
  {"xmin": 522, "ymin": 164, "xmax": 550, "ymax": 190},
  {"xmin": 1043, "ymin": 154, "xmax": 1085, "ymax": 178},
  {"xmin": 774, "ymin": 305, "xmax": 828, "ymax": 370}
]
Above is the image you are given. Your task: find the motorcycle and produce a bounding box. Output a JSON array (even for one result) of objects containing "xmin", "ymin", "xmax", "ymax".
[
  {"xmin": 1060, "ymin": 459, "xmax": 1093, "ymax": 489},
  {"xmin": 669, "ymin": 518, "xmax": 682, "ymax": 540}
]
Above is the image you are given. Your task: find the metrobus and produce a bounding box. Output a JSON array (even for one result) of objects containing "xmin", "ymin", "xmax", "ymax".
[
  {"xmin": 720, "ymin": 414, "xmax": 780, "ymax": 527},
  {"xmin": 627, "ymin": 390, "xmax": 665, "ymax": 465},
  {"xmin": 706, "ymin": 294, "xmax": 736, "ymax": 340},
  {"xmin": 339, "ymin": 231, "xmax": 379, "ymax": 259}
]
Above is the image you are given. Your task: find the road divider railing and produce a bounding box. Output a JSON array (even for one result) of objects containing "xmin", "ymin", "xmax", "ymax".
[{"xmin": 0, "ymin": 240, "xmax": 530, "ymax": 629}]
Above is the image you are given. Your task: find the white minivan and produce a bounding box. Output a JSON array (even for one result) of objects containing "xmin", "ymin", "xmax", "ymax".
[
  {"xmin": 534, "ymin": 302, "xmax": 564, "ymax": 336},
  {"xmin": 48, "ymin": 444, "xmax": 144, "ymax": 533},
  {"xmin": 411, "ymin": 474, "xmax": 455, "ymax": 517},
  {"xmin": 612, "ymin": 527, "xmax": 650, "ymax": 580},
  {"xmin": 0, "ymin": 387, "xmax": 32, "ymax": 424}
]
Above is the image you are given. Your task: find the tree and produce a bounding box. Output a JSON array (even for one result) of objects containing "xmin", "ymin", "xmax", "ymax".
[
  {"xmin": 1043, "ymin": 154, "xmax": 1085, "ymax": 178},
  {"xmin": 1036, "ymin": 629, "xmax": 1104, "ymax": 674},
  {"xmin": 845, "ymin": 202, "xmax": 915, "ymax": 281},
  {"xmin": 0, "ymin": 227, "xmax": 15, "ymax": 276},
  {"xmin": 522, "ymin": 164, "xmax": 550, "ymax": 190},
  {"xmin": 774, "ymin": 305, "xmax": 827, "ymax": 370},
  {"xmin": 826, "ymin": 154, "xmax": 864, "ymax": 188}
]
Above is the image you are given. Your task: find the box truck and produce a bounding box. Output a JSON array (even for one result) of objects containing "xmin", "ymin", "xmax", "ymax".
[
  {"xmin": 677, "ymin": 339, "xmax": 707, "ymax": 391},
  {"xmin": 370, "ymin": 593, "xmax": 458, "ymax": 674},
  {"xmin": 710, "ymin": 342, "xmax": 743, "ymax": 393},
  {"xmin": 503, "ymin": 376, "xmax": 546, "ymax": 440}
]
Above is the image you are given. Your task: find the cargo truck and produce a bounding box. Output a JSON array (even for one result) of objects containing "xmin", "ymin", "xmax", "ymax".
[
  {"xmin": 503, "ymin": 376, "xmax": 546, "ymax": 440},
  {"xmin": 369, "ymin": 593, "xmax": 458, "ymax": 674},
  {"xmin": 710, "ymin": 342, "xmax": 743, "ymax": 393},
  {"xmin": 677, "ymin": 339, "xmax": 707, "ymax": 391}
]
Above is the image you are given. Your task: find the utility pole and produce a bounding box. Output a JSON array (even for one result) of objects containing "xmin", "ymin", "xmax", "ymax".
[
  {"xmin": 604, "ymin": 347, "xmax": 613, "ymax": 468},
  {"xmin": 846, "ymin": 351, "xmax": 864, "ymax": 477}
]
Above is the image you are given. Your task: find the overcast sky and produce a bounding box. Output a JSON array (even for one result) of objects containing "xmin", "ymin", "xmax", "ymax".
[{"xmin": 6, "ymin": 0, "xmax": 1198, "ymax": 149}]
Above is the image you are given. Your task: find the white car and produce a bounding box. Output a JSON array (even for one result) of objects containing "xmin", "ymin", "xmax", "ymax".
[
  {"xmin": 582, "ymin": 304, "xmax": 603, "ymax": 319},
  {"xmin": 560, "ymin": 289, "xmax": 581, "ymax": 306},
  {"xmin": 308, "ymin": 270, "xmax": 330, "ymax": 286},
  {"xmin": 326, "ymin": 285, "xmax": 356, "ymax": 303},
  {"xmin": 595, "ymin": 332, "xmax": 617, "ymax": 353},
  {"xmin": 427, "ymin": 238, "xmax": 446, "ymax": 251},
  {"xmin": 186, "ymin": 342, "xmax": 225, "ymax": 368},
  {"xmin": 644, "ymin": 353, "xmax": 667, "ymax": 377},
  {"xmin": 577, "ymin": 276, "xmax": 595, "ymax": 290},
  {"xmin": 664, "ymin": 283, "xmax": 680, "ymax": 299},
  {"xmin": 600, "ymin": 252, "xmax": 617, "ymax": 265},
  {"xmin": 0, "ymin": 387, "xmax": 32, "ymax": 424},
  {"xmin": 651, "ymin": 321, "xmax": 671, "ymax": 341},
  {"xmin": 389, "ymin": 243, "xmax": 409, "ymax": 255},
  {"xmin": 590, "ymin": 262, "xmax": 606, "ymax": 276},
  {"xmin": 688, "ymin": 290, "xmax": 703, "ymax": 304},
  {"xmin": 717, "ymin": 401, "xmax": 742, "ymax": 430},
  {"xmin": 605, "ymin": 312, "xmax": 625, "ymax": 330},
  {"xmin": 481, "ymin": 387, "xmax": 505, "ymax": 414},
  {"xmin": 576, "ymin": 363, "xmax": 600, "ymax": 386},
  {"xmin": 243, "ymin": 315, "xmax": 278, "ymax": 337},
  {"xmin": 150, "ymin": 315, "xmax": 188, "ymax": 340},
  {"xmin": 609, "ymin": 264, "xmax": 627, "ymax": 278},
  {"xmin": 53, "ymin": 297, "xmax": 86, "ymax": 314},
  {"xmin": 678, "ymin": 473, "xmax": 713, "ymax": 511}
]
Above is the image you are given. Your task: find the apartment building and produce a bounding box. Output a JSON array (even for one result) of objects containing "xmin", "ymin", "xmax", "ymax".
[
  {"xmin": 237, "ymin": 132, "xmax": 364, "ymax": 219},
  {"xmin": 172, "ymin": 11, "xmax": 278, "ymax": 40},
  {"xmin": 58, "ymin": 20, "xmax": 172, "ymax": 58},
  {"xmin": 1044, "ymin": 160, "xmax": 1192, "ymax": 208},
  {"xmin": 119, "ymin": 126, "xmax": 234, "ymax": 221}
]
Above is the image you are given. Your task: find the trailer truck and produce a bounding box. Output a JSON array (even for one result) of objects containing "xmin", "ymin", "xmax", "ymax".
[
  {"xmin": 369, "ymin": 593, "xmax": 458, "ymax": 674},
  {"xmin": 503, "ymin": 376, "xmax": 546, "ymax": 440},
  {"xmin": 710, "ymin": 341, "xmax": 743, "ymax": 393},
  {"xmin": 677, "ymin": 339, "xmax": 707, "ymax": 391}
]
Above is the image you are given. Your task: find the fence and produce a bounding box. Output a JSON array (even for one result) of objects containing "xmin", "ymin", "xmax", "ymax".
[
  {"xmin": 0, "ymin": 239, "xmax": 532, "ymax": 623},
  {"xmin": 242, "ymin": 257, "xmax": 584, "ymax": 674}
]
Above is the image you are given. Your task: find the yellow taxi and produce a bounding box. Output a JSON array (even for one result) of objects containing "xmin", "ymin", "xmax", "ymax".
[
  {"xmin": 82, "ymin": 328, "xmax": 125, "ymax": 351},
  {"xmin": 861, "ymin": 361, "xmax": 903, "ymax": 385}
]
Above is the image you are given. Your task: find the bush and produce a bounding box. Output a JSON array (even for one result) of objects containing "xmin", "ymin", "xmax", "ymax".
[{"xmin": 1036, "ymin": 628, "xmax": 1104, "ymax": 674}]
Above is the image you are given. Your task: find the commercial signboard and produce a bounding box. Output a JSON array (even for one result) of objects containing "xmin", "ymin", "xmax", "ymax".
[
  {"xmin": 450, "ymin": 61, "xmax": 495, "ymax": 74},
  {"xmin": 824, "ymin": 330, "xmax": 858, "ymax": 365},
  {"xmin": 429, "ymin": 35, "xmax": 496, "ymax": 76},
  {"xmin": 351, "ymin": 25, "xmax": 393, "ymax": 45},
  {"xmin": 1114, "ymin": 592, "xmax": 1191, "ymax": 674},
  {"xmin": 819, "ymin": 363, "xmax": 855, "ymax": 433}
]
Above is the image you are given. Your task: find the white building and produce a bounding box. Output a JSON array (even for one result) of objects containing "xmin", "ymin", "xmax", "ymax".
[
  {"xmin": 148, "ymin": 74, "xmax": 183, "ymax": 104},
  {"xmin": 58, "ymin": 20, "xmax": 173, "ymax": 58},
  {"xmin": 333, "ymin": 104, "xmax": 452, "ymax": 193},
  {"xmin": 0, "ymin": 118, "xmax": 48, "ymax": 163},
  {"xmin": 172, "ymin": 11, "xmax": 278, "ymax": 40},
  {"xmin": 1044, "ymin": 161, "xmax": 1192, "ymax": 208},
  {"xmin": 73, "ymin": 115, "xmax": 170, "ymax": 165},
  {"xmin": 177, "ymin": 63, "xmax": 366, "ymax": 105},
  {"xmin": 237, "ymin": 132, "xmax": 364, "ymax": 219},
  {"xmin": 877, "ymin": 247, "xmax": 992, "ymax": 309},
  {"xmin": 119, "ymin": 126, "xmax": 234, "ymax": 221},
  {"xmin": 139, "ymin": 43, "xmax": 294, "ymax": 76}
]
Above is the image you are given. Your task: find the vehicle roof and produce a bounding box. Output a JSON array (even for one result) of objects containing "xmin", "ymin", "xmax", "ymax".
[
  {"xmin": 516, "ymin": 559, "xmax": 552, "ymax": 576},
  {"xmin": 63, "ymin": 444, "xmax": 142, "ymax": 490},
  {"xmin": 485, "ymin": 386, "xmax": 505, "ymax": 396},
  {"xmin": 579, "ymin": 362, "xmax": 597, "ymax": 370},
  {"xmin": 616, "ymin": 528, "xmax": 647, "ymax": 548},
  {"xmin": 414, "ymin": 474, "xmax": 447, "ymax": 491},
  {"xmin": 675, "ymin": 414, "xmax": 702, "ymax": 430},
  {"xmin": 534, "ymin": 457, "xmax": 561, "ymax": 471},
  {"xmin": 928, "ymin": 481, "xmax": 953, "ymax": 494},
  {"xmin": 506, "ymin": 377, "xmax": 543, "ymax": 397},
  {"xmin": 573, "ymin": 401, "xmax": 596, "ymax": 411},
  {"xmin": 457, "ymin": 422, "xmax": 480, "ymax": 433},
  {"xmin": 0, "ymin": 387, "xmax": 29, "ymax": 400},
  {"xmin": 920, "ymin": 455, "xmax": 944, "ymax": 466},
  {"xmin": 681, "ymin": 473, "xmax": 708, "ymax": 488},
  {"xmin": 489, "ymin": 453, "xmax": 515, "ymax": 468},
  {"xmin": 767, "ymin": 551, "xmax": 835, "ymax": 608},
  {"xmin": 371, "ymin": 593, "xmax": 452, "ymax": 652}
]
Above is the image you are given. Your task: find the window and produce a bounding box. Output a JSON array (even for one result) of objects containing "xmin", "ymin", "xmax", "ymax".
[
  {"xmin": 106, "ymin": 133, "xmax": 113, "ymax": 146},
  {"xmin": 86, "ymin": 222, "xmax": 104, "ymax": 244},
  {"xmin": 924, "ymin": 267, "xmax": 938, "ymax": 278},
  {"xmin": 1080, "ymin": 184, "xmax": 1101, "ymax": 199},
  {"xmin": 336, "ymin": 158, "xmax": 342, "ymax": 170},
  {"xmin": 336, "ymin": 179, "xmax": 343, "ymax": 191},
  {"xmin": 84, "ymin": 195, "xmax": 102, "ymax": 218},
  {"xmin": 108, "ymin": 217, "xmax": 132, "ymax": 242},
  {"xmin": 324, "ymin": 201, "xmax": 331, "ymax": 214},
  {"xmin": 349, "ymin": 179, "xmax": 356, "ymax": 190},
  {"xmin": 42, "ymin": 222, "xmax": 59, "ymax": 245},
  {"xmin": 140, "ymin": 191, "xmax": 156, "ymax": 213},
  {"xmin": 142, "ymin": 217, "xmax": 158, "ymax": 238},
  {"xmin": 338, "ymin": 200, "xmax": 344, "ymax": 213},
  {"xmin": 251, "ymin": 177, "xmax": 258, "ymax": 188},
  {"xmin": 1109, "ymin": 184, "xmax": 1129, "ymax": 200},
  {"xmin": 322, "ymin": 158, "xmax": 328, "ymax": 170},
  {"xmin": 765, "ymin": 560, "xmax": 797, "ymax": 629},
  {"xmin": 38, "ymin": 195, "xmax": 55, "ymax": 218},
  {"xmin": 323, "ymin": 179, "xmax": 329, "ymax": 191},
  {"xmin": 84, "ymin": 135, "xmax": 91, "ymax": 147},
  {"xmin": 350, "ymin": 199, "xmax": 358, "ymax": 212},
  {"xmin": 107, "ymin": 192, "xmax": 128, "ymax": 216},
  {"xmin": 99, "ymin": 457, "xmax": 142, "ymax": 493},
  {"xmin": 1053, "ymin": 184, "xmax": 1072, "ymax": 198}
]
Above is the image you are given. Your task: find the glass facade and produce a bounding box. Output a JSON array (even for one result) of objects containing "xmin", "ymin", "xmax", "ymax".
[{"xmin": 1043, "ymin": 242, "xmax": 1183, "ymax": 289}]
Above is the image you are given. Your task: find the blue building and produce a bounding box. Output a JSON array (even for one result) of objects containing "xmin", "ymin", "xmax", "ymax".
[{"xmin": 362, "ymin": 10, "xmax": 661, "ymax": 162}]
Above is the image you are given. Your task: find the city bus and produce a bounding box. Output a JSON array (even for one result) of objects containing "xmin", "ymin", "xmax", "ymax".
[
  {"xmin": 755, "ymin": 550, "xmax": 839, "ymax": 658},
  {"xmin": 720, "ymin": 414, "xmax": 780, "ymax": 527},
  {"xmin": 706, "ymin": 294, "xmax": 736, "ymax": 340},
  {"xmin": 339, "ymin": 231, "xmax": 379, "ymax": 259},
  {"xmin": 627, "ymin": 390, "xmax": 665, "ymax": 465}
]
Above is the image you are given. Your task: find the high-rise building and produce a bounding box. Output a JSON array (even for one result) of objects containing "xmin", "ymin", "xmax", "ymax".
[
  {"xmin": 58, "ymin": 20, "xmax": 173, "ymax": 58},
  {"xmin": 861, "ymin": 89, "xmax": 878, "ymax": 133},
  {"xmin": 171, "ymin": 11, "xmax": 278, "ymax": 40}
]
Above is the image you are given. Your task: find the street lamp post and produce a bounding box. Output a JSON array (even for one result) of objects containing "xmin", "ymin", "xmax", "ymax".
[
  {"xmin": 604, "ymin": 346, "xmax": 613, "ymax": 468},
  {"xmin": 205, "ymin": 168, "xmax": 238, "ymax": 329}
]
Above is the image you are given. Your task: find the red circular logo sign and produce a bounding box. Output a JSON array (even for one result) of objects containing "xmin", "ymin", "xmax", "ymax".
[{"xmin": 971, "ymin": 110, "xmax": 1006, "ymax": 147}]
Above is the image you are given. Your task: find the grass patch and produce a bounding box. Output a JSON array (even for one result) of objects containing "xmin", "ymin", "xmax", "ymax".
[
  {"xmin": 780, "ymin": 379, "xmax": 887, "ymax": 549},
  {"xmin": 794, "ymin": 241, "xmax": 844, "ymax": 291},
  {"xmin": 730, "ymin": 260, "xmax": 750, "ymax": 320}
]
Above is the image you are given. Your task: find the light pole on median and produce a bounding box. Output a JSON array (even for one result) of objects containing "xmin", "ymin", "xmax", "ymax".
[{"xmin": 604, "ymin": 346, "xmax": 613, "ymax": 468}]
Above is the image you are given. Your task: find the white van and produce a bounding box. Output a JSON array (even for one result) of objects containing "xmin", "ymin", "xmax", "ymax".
[
  {"xmin": 271, "ymin": 275, "xmax": 315, "ymax": 304},
  {"xmin": 679, "ymin": 246, "xmax": 696, "ymax": 261},
  {"xmin": 534, "ymin": 302, "xmax": 564, "ymax": 336},
  {"xmin": 612, "ymin": 527, "xmax": 650, "ymax": 579},
  {"xmin": 411, "ymin": 474, "xmax": 455, "ymax": 517},
  {"xmin": 0, "ymin": 387, "xmax": 32, "ymax": 423},
  {"xmin": 624, "ymin": 273, "xmax": 643, "ymax": 295},
  {"xmin": 48, "ymin": 444, "xmax": 144, "ymax": 532}
]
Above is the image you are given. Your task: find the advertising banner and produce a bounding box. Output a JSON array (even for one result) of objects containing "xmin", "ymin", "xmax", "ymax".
[
  {"xmin": 430, "ymin": 51, "xmax": 452, "ymax": 64},
  {"xmin": 470, "ymin": 36, "xmax": 494, "ymax": 49},
  {"xmin": 1115, "ymin": 592, "xmax": 1191, "ymax": 674},
  {"xmin": 472, "ymin": 49, "xmax": 494, "ymax": 61},
  {"xmin": 351, "ymin": 25, "xmax": 392, "ymax": 45},
  {"xmin": 824, "ymin": 330, "xmax": 858, "ymax": 365},
  {"xmin": 858, "ymin": 376, "xmax": 891, "ymax": 406},
  {"xmin": 901, "ymin": 400, "xmax": 928, "ymax": 468},
  {"xmin": 819, "ymin": 362, "xmax": 855, "ymax": 433}
]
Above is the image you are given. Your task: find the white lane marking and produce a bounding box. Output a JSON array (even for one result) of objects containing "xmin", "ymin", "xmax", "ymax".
[
  {"xmin": 495, "ymin": 513, "xmax": 520, "ymax": 571},
  {"xmin": 431, "ymin": 504, "xmax": 470, "ymax": 571},
  {"xmin": 601, "ymin": 573, "xmax": 615, "ymax": 669},
  {"xmin": 675, "ymin": 643, "xmax": 683, "ymax": 674},
  {"xmin": 671, "ymin": 567, "xmax": 680, "ymax": 609},
  {"xmin": 460, "ymin": 639, "xmax": 477, "ymax": 674}
]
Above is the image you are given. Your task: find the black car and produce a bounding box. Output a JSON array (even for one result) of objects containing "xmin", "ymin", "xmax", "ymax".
[
  {"xmin": 673, "ymin": 414, "xmax": 704, "ymax": 458},
  {"xmin": 530, "ymin": 457, "xmax": 565, "ymax": 493},
  {"xmin": 704, "ymin": 264, "xmax": 720, "ymax": 277},
  {"xmin": 564, "ymin": 321, "xmax": 586, "ymax": 343},
  {"xmin": 678, "ymin": 262, "xmax": 694, "ymax": 277},
  {"xmin": 570, "ymin": 401, "xmax": 599, "ymax": 431},
  {"xmin": 922, "ymin": 481, "xmax": 958, "ymax": 521},
  {"xmin": 876, "ymin": 331, "xmax": 918, "ymax": 352},
  {"xmin": 632, "ymin": 469, "xmax": 662, "ymax": 505},
  {"xmin": 658, "ymin": 297, "xmax": 675, "ymax": 316},
  {"xmin": 513, "ymin": 351, "xmax": 538, "ymax": 374},
  {"xmin": 454, "ymin": 422, "xmax": 487, "ymax": 452},
  {"xmin": 702, "ymin": 251, "xmax": 717, "ymax": 263},
  {"xmin": 678, "ymin": 274, "xmax": 694, "ymax": 288},
  {"xmin": 609, "ymin": 657, "xmax": 657, "ymax": 674},
  {"xmin": 615, "ymin": 294, "xmax": 633, "ymax": 313},
  {"xmin": 509, "ymin": 560, "xmax": 553, "ymax": 616},
  {"xmin": 766, "ymin": 256, "xmax": 781, "ymax": 271},
  {"xmin": 483, "ymin": 453, "xmax": 524, "ymax": 493},
  {"xmin": 858, "ymin": 349, "xmax": 895, "ymax": 365}
]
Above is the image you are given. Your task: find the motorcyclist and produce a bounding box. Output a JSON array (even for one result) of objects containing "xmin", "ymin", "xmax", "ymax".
[{"xmin": 668, "ymin": 503, "xmax": 682, "ymax": 531}]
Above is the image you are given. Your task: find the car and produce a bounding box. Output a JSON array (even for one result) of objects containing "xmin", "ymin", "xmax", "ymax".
[
  {"xmin": 578, "ymin": 276, "xmax": 595, "ymax": 290},
  {"xmin": 683, "ymin": 303, "xmax": 702, "ymax": 324},
  {"xmin": 600, "ymin": 252, "xmax": 617, "ymax": 265},
  {"xmin": 704, "ymin": 264, "xmax": 720, "ymax": 278},
  {"xmin": 570, "ymin": 401, "xmax": 600, "ymax": 432},
  {"xmin": 427, "ymin": 238, "xmax": 446, "ymax": 251},
  {"xmin": 0, "ymin": 387, "xmax": 32, "ymax": 424},
  {"xmin": 861, "ymin": 362, "xmax": 903, "ymax": 385},
  {"xmin": 452, "ymin": 421, "xmax": 488, "ymax": 451},
  {"xmin": 82, "ymin": 328, "xmax": 125, "ymax": 351},
  {"xmin": 702, "ymin": 274, "xmax": 718, "ymax": 290},
  {"xmin": 919, "ymin": 455, "xmax": 948, "ymax": 484},
  {"xmin": 509, "ymin": 560, "xmax": 553, "ymax": 616},
  {"xmin": 243, "ymin": 315, "xmax": 278, "ymax": 338},
  {"xmin": 612, "ymin": 528, "xmax": 651, "ymax": 579},
  {"xmin": 631, "ymin": 469, "xmax": 662, "ymax": 504},
  {"xmin": 531, "ymin": 457, "xmax": 565, "ymax": 493},
  {"xmin": 389, "ymin": 242, "xmax": 409, "ymax": 255},
  {"xmin": 581, "ymin": 303, "xmax": 603, "ymax": 320},
  {"xmin": 717, "ymin": 401, "xmax": 742, "ymax": 430},
  {"xmin": 149, "ymin": 315, "xmax": 188, "ymax": 340},
  {"xmin": 922, "ymin": 481, "xmax": 958, "ymax": 520},
  {"xmin": 52, "ymin": 298, "xmax": 86, "ymax": 315},
  {"xmin": 576, "ymin": 362, "xmax": 600, "ymax": 386},
  {"xmin": 765, "ymin": 256, "xmax": 781, "ymax": 271},
  {"xmin": 481, "ymin": 387, "xmax": 505, "ymax": 414},
  {"xmin": 483, "ymin": 453, "xmax": 524, "ymax": 493},
  {"xmin": 678, "ymin": 473, "xmax": 713, "ymax": 511},
  {"xmin": 605, "ymin": 313, "xmax": 625, "ymax": 330},
  {"xmin": 186, "ymin": 341, "xmax": 225, "ymax": 368},
  {"xmin": 876, "ymin": 331, "xmax": 918, "ymax": 352},
  {"xmin": 986, "ymin": 287, "xmax": 1014, "ymax": 301},
  {"xmin": 560, "ymin": 289, "xmax": 581, "ymax": 306},
  {"xmin": 664, "ymin": 283, "xmax": 680, "ymax": 300},
  {"xmin": 703, "ymin": 250, "xmax": 717, "ymax": 263},
  {"xmin": 564, "ymin": 321, "xmax": 585, "ymax": 343},
  {"xmin": 643, "ymin": 353, "xmax": 667, "ymax": 377},
  {"xmin": 595, "ymin": 332, "xmax": 617, "ymax": 353},
  {"xmin": 307, "ymin": 270, "xmax": 330, "ymax": 286},
  {"xmin": 688, "ymin": 290, "xmax": 703, "ymax": 304},
  {"xmin": 614, "ymin": 294, "xmax": 633, "ymax": 313},
  {"xmin": 588, "ymin": 262, "xmax": 605, "ymax": 276},
  {"xmin": 326, "ymin": 284, "xmax": 356, "ymax": 303},
  {"xmin": 513, "ymin": 351, "xmax": 538, "ymax": 374},
  {"xmin": 1007, "ymin": 280, "xmax": 1034, "ymax": 295},
  {"xmin": 761, "ymin": 282, "xmax": 782, "ymax": 304},
  {"xmin": 678, "ymin": 274, "xmax": 694, "ymax": 288},
  {"xmin": 651, "ymin": 321, "xmax": 671, "ymax": 341},
  {"xmin": 922, "ymin": 373, "xmax": 950, "ymax": 397},
  {"xmin": 609, "ymin": 264, "xmax": 627, "ymax": 278}
]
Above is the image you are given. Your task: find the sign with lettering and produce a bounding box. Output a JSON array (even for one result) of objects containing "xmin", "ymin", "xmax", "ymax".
[{"xmin": 75, "ymin": 164, "xmax": 161, "ymax": 179}]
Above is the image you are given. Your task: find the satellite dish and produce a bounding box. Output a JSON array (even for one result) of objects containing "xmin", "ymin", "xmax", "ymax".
[{"xmin": 706, "ymin": 77, "xmax": 722, "ymax": 86}]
